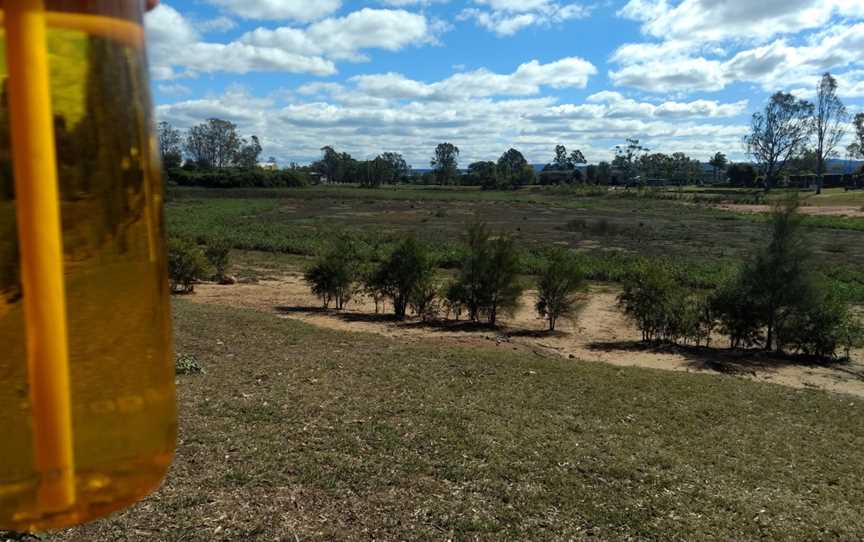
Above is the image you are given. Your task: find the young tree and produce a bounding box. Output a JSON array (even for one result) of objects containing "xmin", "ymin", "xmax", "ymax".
[
  {"xmin": 744, "ymin": 92, "xmax": 814, "ymax": 190},
  {"xmin": 370, "ymin": 237, "xmax": 435, "ymax": 320},
  {"xmin": 451, "ymin": 223, "xmax": 523, "ymax": 325},
  {"xmin": 304, "ymin": 237, "xmax": 358, "ymax": 310},
  {"xmin": 157, "ymin": 121, "xmax": 182, "ymax": 169},
  {"xmin": 618, "ymin": 263, "xmax": 687, "ymax": 344},
  {"xmin": 484, "ymin": 235, "xmax": 524, "ymax": 325},
  {"xmin": 167, "ymin": 238, "xmax": 211, "ymax": 294},
  {"xmin": 184, "ymin": 118, "xmax": 242, "ymax": 169},
  {"xmin": 536, "ymin": 249, "xmax": 584, "ymax": 331},
  {"xmin": 708, "ymin": 152, "xmax": 728, "ymax": 183},
  {"xmin": 813, "ymin": 73, "xmax": 848, "ymax": 194},
  {"xmin": 431, "ymin": 143, "xmax": 460, "ymax": 185}
]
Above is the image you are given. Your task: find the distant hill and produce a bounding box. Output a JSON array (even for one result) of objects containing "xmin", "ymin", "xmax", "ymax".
[{"xmin": 828, "ymin": 158, "xmax": 863, "ymax": 174}]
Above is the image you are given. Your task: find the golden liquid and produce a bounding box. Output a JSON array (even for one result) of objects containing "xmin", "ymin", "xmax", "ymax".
[{"xmin": 0, "ymin": 6, "xmax": 176, "ymax": 532}]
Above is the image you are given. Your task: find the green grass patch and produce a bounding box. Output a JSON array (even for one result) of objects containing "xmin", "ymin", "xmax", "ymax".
[{"xmin": 50, "ymin": 301, "xmax": 864, "ymax": 541}]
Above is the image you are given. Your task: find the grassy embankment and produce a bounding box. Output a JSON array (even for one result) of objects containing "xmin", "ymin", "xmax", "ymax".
[{"xmin": 42, "ymin": 300, "xmax": 864, "ymax": 541}]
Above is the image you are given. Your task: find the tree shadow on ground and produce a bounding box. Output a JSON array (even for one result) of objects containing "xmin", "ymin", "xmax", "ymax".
[
  {"xmin": 275, "ymin": 305, "xmax": 330, "ymax": 315},
  {"xmin": 587, "ymin": 340, "xmax": 863, "ymax": 379}
]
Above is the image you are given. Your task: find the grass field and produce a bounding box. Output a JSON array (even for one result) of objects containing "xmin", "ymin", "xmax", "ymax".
[
  {"xmin": 44, "ymin": 301, "xmax": 864, "ymax": 541},
  {"xmin": 165, "ymin": 186, "xmax": 864, "ymax": 300}
]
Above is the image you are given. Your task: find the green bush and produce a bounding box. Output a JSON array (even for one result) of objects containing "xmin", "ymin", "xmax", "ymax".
[
  {"xmin": 368, "ymin": 237, "xmax": 435, "ymax": 320},
  {"xmin": 167, "ymin": 238, "xmax": 211, "ymax": 294},
  {"xmin": 776, "ymin": 285, "xmax": 863, "ymax": 360},
  {"xmin": 304, "ymin": 237, "xmax": 359, "ymax": 310},
  {"xmin": 204, "ymin": 240, "xmax": 231, "ymax": 283},
  {"xmin": 175, "ymin": 353, "xmax": 204, "ymax": 375},
  {"xmin": 618, "ymin": 262, "xmax": 695, "ymax": 344},
  {"xmin": 451, "ymin": 223, "xmax": 524, "ymax": 325},
  {"xmin": 711, "ymin": 273, "xmax": 764, "ymax": 349},
  {"xmin": 535, "ymin": 248, "xmax": 585, "ymax": 331}
]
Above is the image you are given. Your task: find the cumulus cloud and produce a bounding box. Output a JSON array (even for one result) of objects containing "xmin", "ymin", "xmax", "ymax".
[
  {"xmin": 204, "ymin": 0, "xmax": 342, "ymax": 22},
  {"xmin": 145, "ymin": 4, "xmax": 441, "ymax": 79},
  {"xmin": 610, "ymin": 1, "xmax": 864, "ymax": 95},
  {"xmin": 618, "ymin": 0, "xmax": 859, "ymax": 44},
  {"xmin": 348, "ymin": 57, "xmax": 597, "ymax": 100},
  {"xmin": 458, "ymin": 0, "xmax": 590, "ymax": 36},
  {"xmin": 156, "ymin": 67, "xmax": 751, "ymax": 167}
]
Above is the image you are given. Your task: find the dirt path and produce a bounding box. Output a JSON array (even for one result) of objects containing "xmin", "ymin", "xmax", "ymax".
[
  {"xmin": 186, "ymin": 275, "xmax": 864, "ymax": 397},
  {"xmin": 716, "ymin": 204, "xmax": 864, "ymax": 218}
]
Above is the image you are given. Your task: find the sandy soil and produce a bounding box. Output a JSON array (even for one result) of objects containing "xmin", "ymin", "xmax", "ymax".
[
  {"xmin": 186, "ymin": 274, "xmax": 864, "ymax": 397},
  {"xmin": 716, "ymin": 204, "xmax": 864, "ymax": 218}
]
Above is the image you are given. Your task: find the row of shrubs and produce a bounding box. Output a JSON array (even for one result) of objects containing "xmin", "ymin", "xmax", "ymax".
[
  {"xmin": 167, "ymin": 167, "xmax": 310, "ymax": 189},
  {"xmin": 304, "ymin": 223, "xmax": 584, "ymax": 331},
  {"xmin": 618, "ymin": 202, "xmax": 864, "ymax": 360}
]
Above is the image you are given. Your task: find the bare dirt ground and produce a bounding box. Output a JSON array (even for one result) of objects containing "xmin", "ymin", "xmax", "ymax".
[
  {"xmin": 716, "ymin": 204, "xmax": 864, "ymax": 218},
  {"xmin": 185, "ymin": 274, "xmax": 864, "ymax": 397}
]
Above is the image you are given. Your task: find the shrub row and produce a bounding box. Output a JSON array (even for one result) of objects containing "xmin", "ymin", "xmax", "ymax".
[
  {"xmin": 618, "ymin": 202, "xmax": 864, "ymax": 360},
  {"xmin": 304, "ymin": 224, "xmax": 586, "ymax": 331},
  {"xmin": 167, "ymin": 167, "xmax": 309, "ymax": 189}
]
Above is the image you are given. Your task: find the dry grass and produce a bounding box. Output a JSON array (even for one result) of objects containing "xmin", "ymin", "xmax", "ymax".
[{"xmin": 35, "ymin": 300, "xmax": 864, "ymax": 541}]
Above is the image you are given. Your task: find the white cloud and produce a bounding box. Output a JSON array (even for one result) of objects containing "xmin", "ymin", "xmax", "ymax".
[
  {"xmin": 145, "ymin": 5, "xmax": 440, "ymax": 79},
  {"xmin": 610, "ymin": 3, "xmax": 864, "ymax": 94},
  {"xmin": 156, "ymin": 70, "xmax": 751, "ymax": 167},
  {"xmin": 198, "ymin": 16, "xmax": 236, "ymax": 33},
  {"xmin": 610, "ymin": 57, "xmax": 727, "ymax": 93},
  {"xmin": 204, "ymin": 0, "xmax": 342, "ymax": 22},
  {"xmin": 459, "ymin": 1, "xmax": 590, "ymax": 36},
  {"xmin": 618, "ymin": 0, "xmax": 859, "ymax": 44},
  {"xmin": 349, "ymin": 57, "xmax": 597, "ymax": 100}
]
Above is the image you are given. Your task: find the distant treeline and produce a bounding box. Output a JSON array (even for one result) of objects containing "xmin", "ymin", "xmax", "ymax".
[{"xmin": 159, "ymin": 73, "xmax": 864, "ymax": 192}]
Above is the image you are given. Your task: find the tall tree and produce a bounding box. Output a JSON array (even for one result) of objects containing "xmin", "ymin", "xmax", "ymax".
[
  {"xmin": 431, "ymin": 143, "xmax": 460, "ymax": 185},
  {"xmin": 184, "ymin": 118, "xmax": 241, "ymax": 169},
  {"xmin": 314, "ymin": 146, "xmax": 356, "ymax": 184},
  {"xmin": 813, "ymin": 73, "xmax": 848, "ymax": 194},
  {"xmin": 727, "ymin": 163, "xmax": 757, "ymax": 187},
  {"xmin": 855, "ymin": 113, "xmax": 864, "ymax": 153},
  {"xmin": 745, "ymin": 92, "xmax": 814, "ymax": 190},
  {"xmin": 234, "ymin": 135, "xmax": 262, "ymax": 169},
  {"xmin": 708, "ymin": 152, "xmax": 728, "ymax": 183},
  {"xmin": 467, "ymin": 161, "xmax": 498, "ymax": 189},
  {"xmin": 378, "ymin": 152, "xmax": 410, "ymax": 184},
  {"xmin": 157, "ymin": 121, "xmax": 182, "ymax": 169},
  {"xmin": 569, "ymin": 149, "xmax": 587, "ymax": 168},
  {"xmin": 596, "ymin": 161, "xmax": 612, "ymax": 185},
  {"xmin": 552, "ymin": 144, "xmax": 569, "ymax": 170},
  {"xmin": 497, "ymin": 148, "xmax": 533, "ymax": 188},
  {"xmin": 613, "ymin": 138, "xmax": 648, "ymax": 182}
]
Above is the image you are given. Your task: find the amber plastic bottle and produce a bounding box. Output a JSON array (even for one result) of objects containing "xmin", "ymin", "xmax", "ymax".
[{"xmin": 0, "ymin": 1, "xmax": 176, "ymax": 531}]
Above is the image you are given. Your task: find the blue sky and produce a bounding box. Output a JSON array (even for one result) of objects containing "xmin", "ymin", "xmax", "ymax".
[{"xmin": 146, "ymin": 0, "xmax": 864, "ymax": 167}]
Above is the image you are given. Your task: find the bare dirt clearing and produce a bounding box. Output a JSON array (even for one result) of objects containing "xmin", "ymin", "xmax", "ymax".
[
  {"xmin": 717, "ymin": 203, "xmax": 864, "ymax": 218},
  {"xmin": 188, "ymin": 275, "xmax": 864, "ymax": 397}
]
